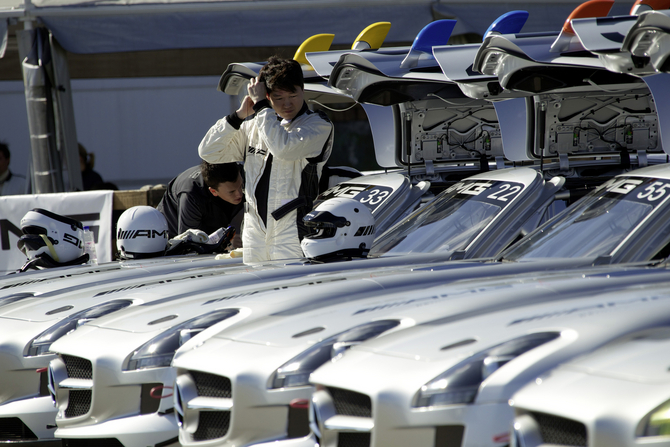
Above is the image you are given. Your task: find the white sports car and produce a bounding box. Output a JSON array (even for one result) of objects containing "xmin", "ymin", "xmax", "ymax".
[
  {"xmin": 0, "ymin": 246, "xmax": 485, "ymax": 444},
  {"xmin": 10, "ymin": 6, "xmax": 670, "ymax": 445},
  {"xmin": 45, "ymin": 153, "xmax": 670, "ymax": 446},
  {"xmin": 172, "ymin": 264, "xmax": 670, "ymax": 447},
  {"xmin": 509, "ymin": 324, "xmax": 670, "ymax": 447},
  {"xmin": 308, "ymin": 274, "xmax": 670, "ymax": 447},
  {"xmin": 42, "ymin": 36, "xmax": 670, "ymax": 447}
]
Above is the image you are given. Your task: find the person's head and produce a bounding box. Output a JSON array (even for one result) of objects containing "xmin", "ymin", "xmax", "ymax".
[
  {"xmin": 0, "ymin": 141, "xmax": 10, "ymax": 176},
  {"xmin": 78, "ymin": 143, "xmax": 94, "ymax": 172},
  {"xmin": 202, "ymin": 161, "xmax": 244, "ymax": 205},
  {"xmin": 259, "ymin": 56, "xmax": 305, "ymax": 121}
]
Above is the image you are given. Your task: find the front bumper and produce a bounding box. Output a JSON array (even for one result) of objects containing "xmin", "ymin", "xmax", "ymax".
[
  {"xmin": 313, "ymin": 386, "xmax": 513, "ymax": 447},
  {"xmin": 250, "ymin": 433, "xmax": 319, "ymax": 447},
  {"xmin": 55, "ymin": 412, "xmax": 178, "ymax": 447},
  {"xmin": 175, "ymin": 368, "xmax": 312, "ymax": 447},
  {"xmin": 0, "ymin": 396, "xmax": 58, "ymax": 443}
]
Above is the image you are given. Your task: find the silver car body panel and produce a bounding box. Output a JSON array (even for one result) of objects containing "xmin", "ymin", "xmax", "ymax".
[
  {"xmin": 510, "ymin": 325, "xmax": 670, "ymax": 447},
  {"xmin": 308, "ymin": 277, "xmax": 670, "ymax": 447}
]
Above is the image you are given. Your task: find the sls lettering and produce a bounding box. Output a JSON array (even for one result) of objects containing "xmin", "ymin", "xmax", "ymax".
[
  {"xmin": 63, "ymin": 233, "xmax": 82, "ymax": 248},
  {"xmin": 117, "ymin": 229, "xmax": 168, "ymax": 240}
]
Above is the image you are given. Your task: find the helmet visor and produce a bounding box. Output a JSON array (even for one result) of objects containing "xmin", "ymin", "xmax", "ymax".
[
  {"xmin": 17, "ymin": 234, "xmax": 59, "ymax": 261},
  {"xmin": 22, "ymin": 225, "xmax": 48, "ymax": 235},
  {"xmin": 303, "ymin": 210, "xmax": 348, "ymax": 229}
]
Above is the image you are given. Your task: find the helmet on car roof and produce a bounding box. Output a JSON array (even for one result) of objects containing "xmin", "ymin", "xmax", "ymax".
[
  {"xmin": 17, "ymin": 208, "xmax": 86, "ymax": 266},
  {"xmin": 301, "ymin": 198, "xmax": 375, "ymax": 261},
  {"xmin": 116, "ymin": 206, "xmax": 169, "ymax": 259}
]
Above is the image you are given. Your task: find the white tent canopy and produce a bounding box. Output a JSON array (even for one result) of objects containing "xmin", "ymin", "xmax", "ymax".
[
  {"xmin": 0, "ymin": 0, "xmax": 633, "ymax": 54},
  {"xmin": 0, "ymin": 0, "xmax": 633, "ymax": 193}
]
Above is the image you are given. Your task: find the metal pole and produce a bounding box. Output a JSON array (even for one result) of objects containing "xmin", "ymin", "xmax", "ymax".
[{"xmin": 18, "ymin": 1, "xmax": 65, "ymax": 194}]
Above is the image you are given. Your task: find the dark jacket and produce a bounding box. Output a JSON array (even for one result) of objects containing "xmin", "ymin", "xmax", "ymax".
[{"xmin": 156, "ymin": 165, "xmax": 244, "ymax": 238}]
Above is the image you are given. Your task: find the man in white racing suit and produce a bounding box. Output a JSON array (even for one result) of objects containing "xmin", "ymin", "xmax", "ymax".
[{"xmin": 199, "ymin": 56, "xmax": 334, "ymax": 263}]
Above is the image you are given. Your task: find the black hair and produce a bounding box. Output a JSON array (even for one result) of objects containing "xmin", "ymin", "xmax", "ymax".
[
  {"xmin": 0, "ymin": 141, "xmax": 9, "ymax": 159},
  {"xmin": 259, "ymin": 56, "xmax": 304, "ymax": 93},
  {"xmin": 78, "ymin": 143, "xmax": 95, "ymax": 170},
  {"xmin": 201, "ymin": 161, "xmax": 241, "ymax": 188}
]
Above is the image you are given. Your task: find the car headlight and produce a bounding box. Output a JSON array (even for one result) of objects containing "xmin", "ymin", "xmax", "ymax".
[
  {"xmin": 640, "ymin": 400, "xmax": 670, "ymax": 437},
  {"xmin": 269, "ymin": 320, "xmax": 400, "ymax": 389},
  {"xmin": 413, "ymin": 332, "xmax": 560, "ymax": 408},
  {"xmin": 123, "ymin": 309, "xmax": 239, "ymax": 371},
  {"xmin": 24, "ymin": 300, "xmax": 134, "ymax": 357}
]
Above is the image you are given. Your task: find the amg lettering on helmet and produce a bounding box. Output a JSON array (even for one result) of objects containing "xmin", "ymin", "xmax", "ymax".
[{"xmin": 117, "ymin": 229, "xmax": 168, "ymax": 240}]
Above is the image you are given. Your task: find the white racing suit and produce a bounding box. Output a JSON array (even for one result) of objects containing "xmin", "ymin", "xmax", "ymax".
[{"xmin": 199, "ymin": 100, "xmax": 333, "ymax": 263}]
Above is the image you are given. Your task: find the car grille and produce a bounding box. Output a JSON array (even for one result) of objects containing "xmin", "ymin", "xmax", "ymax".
[
  {"xmin": 185, "ymin": 371, "xmax": 233, "ymax": 441},
  {"xmin": 193, "ymin": 411, "xmax": 231, "ymax": 441},
  {"xmin": 62, "ymin": 355, "xmax": 93, "ymax": 379},
  {"xmin": 61, "ymin": 355, "xmax": 93, "ymax": 418},
  {"xmin": 338, "ymin": 432, "xmax": 370, "ymax": 447},
  {"xmin": 327, "ymin": 387, "xmax": 372, "ymax": 418},
  {"xmin": 192, "ymin": 371, "xmax": 231, "ymax": 398},
  {"xmin": 531, "ymin": 412, "xmax": 587, "ymax": 446},
  {"xmin": 0, "ymin": 417, "xmax": 38, "ymax": 440},
  {"xmin": 64, "ymin": 390, "xmax": 92, "ymax": 418}
]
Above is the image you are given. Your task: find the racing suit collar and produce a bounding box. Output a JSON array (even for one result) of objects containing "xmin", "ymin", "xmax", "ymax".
[{"xmin": 278, "ymin": 101, "xmax": 309, "ymax": 124}]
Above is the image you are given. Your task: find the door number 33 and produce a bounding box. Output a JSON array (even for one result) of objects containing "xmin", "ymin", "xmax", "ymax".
[{"xmin": 359, "ymin": 189, "xmax": 391, "ymax": 206}]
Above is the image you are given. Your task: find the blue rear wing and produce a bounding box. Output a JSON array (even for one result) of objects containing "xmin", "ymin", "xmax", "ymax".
[
  {"xmin": 484, "ymin": 10, "xmax": 529, "ymax": 40},
  {"xmin": 400, "ymin": 20, "xmax": 457, "ymax": 69}
]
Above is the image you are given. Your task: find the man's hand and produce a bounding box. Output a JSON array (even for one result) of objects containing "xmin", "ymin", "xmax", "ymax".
[
  {"xmin": 236, "ymin": 95, "xmax": 255, "ymax": 120},
  {"xmin": 247, "ymin": 76, "xmax": 267, "ymax": 104}
]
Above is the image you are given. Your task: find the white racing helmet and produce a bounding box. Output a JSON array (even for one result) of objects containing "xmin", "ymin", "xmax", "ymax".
[
  {"xmin": 17, "ymin": 208, "xmax": 85, "ymax": 265},
  {"xmin": 301, "ymin": 197, "xmax": 375, "ymax": 261},
  {"xmin": 116, "ymin": 206, "xmax": 169, "ymax": 259}
]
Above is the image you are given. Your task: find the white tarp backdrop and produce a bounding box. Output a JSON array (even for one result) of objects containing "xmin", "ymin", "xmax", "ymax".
[{"xmin": 0, "ymin": 190, "xmax": 114, "ymax": 273}]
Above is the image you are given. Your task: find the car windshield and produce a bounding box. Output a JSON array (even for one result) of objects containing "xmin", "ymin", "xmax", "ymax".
[
  {"xmin": 370, "ymin": 180, "xmax": 524, "ymax": 256},
  {"xmin": 502, "ymin": 176, "xmax": 667, "ymax": 261}
]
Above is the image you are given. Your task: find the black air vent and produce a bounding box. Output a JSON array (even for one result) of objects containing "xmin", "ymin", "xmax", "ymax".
[
  {"xmin": 327, "ymin": 387, "xmax": 371, "ymax": 418},
  {"xmin": 440, "ymin": 338, "xmax": 477, "ymax": 351},
  {"xmin": 193, "ymin": 411, "xmax": 230, "ymax": 441},
  {"xmin": 192, "ymin": 371, "xmax": 232, "ymax": 398},
  {"xmin": 62, "ymin": 355, "xmax": 92, "ymax": 379},
  {"xmin": 0, "ymin": 417, "xmax": 38, "ymax": 440},
  {"xmin": 148, "ymin": 315, "xmax": 178, "ymax": 325},
  {"xmin": 337, "ymin": 432, "xmax": 370, "ymax": 447},
  {"xmin": 46, "ymin": 305, "xmax": 74, "ymax": 315},
  {"xmin": 64, "ymin": 390, "xmax": 91, "ymax": 418},
  {"xmin": 292, "ymin": 327, "xmax": 325, "ymax": 338},
  {"xmin": 531, "ymin": 412, "xmax": 587, "ymax": 446}
]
